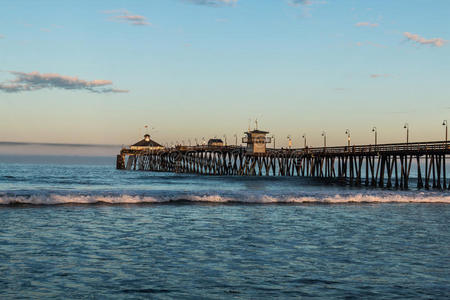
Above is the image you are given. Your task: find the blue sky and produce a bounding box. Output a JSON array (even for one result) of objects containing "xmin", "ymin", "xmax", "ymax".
[{"xmin": 0, "ymin": 0, "xmax": 449, "ymax": 149}]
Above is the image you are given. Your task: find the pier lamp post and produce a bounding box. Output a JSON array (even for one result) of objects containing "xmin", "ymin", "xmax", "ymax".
[
  {"xmin": 372, "ymin": 127, "xmax": 377, "ymax": 146},
  {"xmin": 272, "ymin": 135, "xmax": 276, "ymax": 149},
  {"xmin": 404, "ymin": 123, "xmax": 409, "ymax": 144},
  {"xmin": 188, "ymin": 139, "xmax": 191, "ymax": 146},
  {"xmin": 443, "ymin": 120, "xmax": 448, "ymax": 145},
  {"xmin": 182, "ymin": 140, "xmax": 185, "ymax": 146},
  {"xmin": 223, "ymin": 134, "xmax": 227, "ymax": 146},
  {"xmin": 233, "ymin": 134, "xmax": 238, "ymax": 146},
  {"xmin": 302, "ymin": 134, "xmax": 307, "ymax": 148},
  {"xmin": 322, "ymin": 131, "xmax": 327, "ymax": 148},
  {"xmin": 345, "ymin": 129, "xmax": 351, "ymax": 147},
  {"xmin": 195, "ymin": 138, "xmax": 198, "ymax": 146},
  {"xmin": 287, "ymin": 135, "xmax": 292, "ymax": 149},
  {"xmin": 202, "ymin": 137, "xmax": 206, "ymax": 146}
]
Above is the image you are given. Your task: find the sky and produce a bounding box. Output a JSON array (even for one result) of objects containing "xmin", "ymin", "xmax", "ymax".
[{"xmin": 1, "ymin": 0, "xmax": 449, "ymax": 151}]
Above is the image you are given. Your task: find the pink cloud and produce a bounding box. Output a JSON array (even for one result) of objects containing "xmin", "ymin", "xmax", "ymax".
[
  {"xmin": 108, "ymin": 88, "xmax": 130, "ymax": 93},
  {"xmin": 403, "ymin": 32, "xmax": 447, "ymax": 47},
  {"xmin": 104, "ymin": 10, "xmax": 150, "ymax": 26},
  {"xmin": 186, "ymin": 0, "xmax": 238, "ymax": 6},
  {"xmin": 289, "ymin": 0, "xmax": 326, "ymax": 7},
  {"xmin": 370, "ymin": 74, "xmax": 389, "ymax": 78},
  {"xmin": 290, "ymin": 0, "xmax": 312, "ymax": 6},
  {"xmin": 0, "ymin": 71, "xmax": 128, "ymax": 93}
]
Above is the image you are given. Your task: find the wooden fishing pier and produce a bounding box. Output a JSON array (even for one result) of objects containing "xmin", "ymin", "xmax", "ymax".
[{"xmin": 116, "ymin": 130, "xmax": 450, "ymax": 190}]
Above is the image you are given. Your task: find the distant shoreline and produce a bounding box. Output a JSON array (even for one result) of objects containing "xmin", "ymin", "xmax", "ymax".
[
  {"xmin": 0, "ymin": 141, "xmax": 121, "ymax": 148},
  {"xmin": 0, "ymin": 154, "xmax": 115, "ymax": 165}
]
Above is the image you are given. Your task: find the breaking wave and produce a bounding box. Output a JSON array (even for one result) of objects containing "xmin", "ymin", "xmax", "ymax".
[{"xmin": 1, "ymin": 192, "xmax": 449, "ymax": 205}]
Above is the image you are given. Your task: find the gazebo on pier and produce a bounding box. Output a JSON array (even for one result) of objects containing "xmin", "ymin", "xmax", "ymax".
[{"xmin": 130, "ymin": 134, "xmax": 164, "ymax": 151}]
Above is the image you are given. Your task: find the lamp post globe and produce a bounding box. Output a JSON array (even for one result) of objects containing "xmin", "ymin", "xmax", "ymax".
[{"xmin": 321, "ymin": 131, "xmax": 327, "ymax": 148}]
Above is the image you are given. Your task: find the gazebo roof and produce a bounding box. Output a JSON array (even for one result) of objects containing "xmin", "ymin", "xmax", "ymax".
[
  {"xmin": 245, "ymin": 129, "xmax": 269, "ymax": 134},
  {"xmin": 132, "ymin": 138, "xmax": 163, "ymax": 147},
  {"xmin": 208, "ymin": 138, "xmax": 223, "ymax": 143}
]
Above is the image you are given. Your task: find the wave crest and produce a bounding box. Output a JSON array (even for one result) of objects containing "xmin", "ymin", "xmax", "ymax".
[{"xmin": 1, "ymin": 193, "xmax": 449, "ymax": 205}]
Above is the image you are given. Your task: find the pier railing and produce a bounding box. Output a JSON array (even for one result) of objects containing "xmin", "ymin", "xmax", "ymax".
[
  {"xmin": 266, "ymin": 141, "xmax": 449, "ymax": 155},
  {"xmin": 117, "ymin": 140, "xmax": 449, "ymax": 190},
  {"xmin": 120, "ymin": 141, "xmax": 449, "ymax": 155}
]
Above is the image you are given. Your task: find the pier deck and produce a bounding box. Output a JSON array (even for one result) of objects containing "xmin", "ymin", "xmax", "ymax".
[{"xmin": 117, "ymin": 141, "xmax": 450, "ymax": 189}]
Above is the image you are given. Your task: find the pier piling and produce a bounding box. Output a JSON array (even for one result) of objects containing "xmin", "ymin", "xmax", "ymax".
[{"xmin": 117, "ymin": 141, "xmax": 449, "ymax": 190}]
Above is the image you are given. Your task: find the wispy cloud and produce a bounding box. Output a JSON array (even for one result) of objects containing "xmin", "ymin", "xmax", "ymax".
[
  {"xmin": 356, "ymin": 22, "xmax": 379, "ymax": 27},
  {"xmin": 403, "ymin": 32, "xmax": 447, "ymax": 47},
  {"xmin": 185, "ymin": 0, "xmax": 237, "ymax": 6},
  {"xmin": 370, "ymin": 74, "xmax": 389, "ymax": 78},
  {"xmin": 288, "ymin": 0, "xmax": 326, "ymax": 17},
  {"xmin": 289, "ymin": 0, "xmax": 326, "ymax": 6},
  {"xmin": 0, "ymin": 34, "xmax": 4, "ymax": 39},
  {"xmin": 290, "ymin": 0, "xmax": 312, "ymax": 6},
  {"xmin": 105, "ymin": 88, "xmax": 129, "ymax": 93},
  {"xmin": 0, "ymin": 71, "xmax": 129, "ymax": 93},
  {"xmin": 104, "ymin": 9, "xmax": 150, "ymax": 26}
]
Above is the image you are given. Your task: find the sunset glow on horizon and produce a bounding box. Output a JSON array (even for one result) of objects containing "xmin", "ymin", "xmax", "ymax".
[{"xmin": 1, "ymin": 0, "xmax": 449, "ymax": 151}]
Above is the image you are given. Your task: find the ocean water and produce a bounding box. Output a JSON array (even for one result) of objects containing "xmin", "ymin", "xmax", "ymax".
[{"xmin": 1, "ymin": 156, "xmax": 449, "ymax": 298}]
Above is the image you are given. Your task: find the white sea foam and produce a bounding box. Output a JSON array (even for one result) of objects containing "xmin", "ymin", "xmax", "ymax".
[{"xmin": 1, "ymin": 192, "xmax": 449, "ymax": 205}]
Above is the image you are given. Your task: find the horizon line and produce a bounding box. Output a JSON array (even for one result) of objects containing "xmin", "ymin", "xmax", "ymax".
[{"xmin": 0, "ymin": 141, "xmax": 122, "ymax": 148}]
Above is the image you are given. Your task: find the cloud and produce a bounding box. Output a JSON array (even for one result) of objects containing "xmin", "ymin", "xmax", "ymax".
[
  {"xmin": 288, "ymin": 0, "xmax": 326, "ymax": 17},
  {"xmin": 104, "ymin": 10, "xmax": 150, "ymax": 26},
  {"xmin": 370, "ymin": 74, "xmax": 389, "ymax": 78},
  {"xmin": 289, "ymin": 0, "xmax": 326, "ymax": 6},
  {"xmin": 114, "ymin": 15, "xmax": 150, "ymax": 26},
  {"xmin": 356, "ymin": 22, "xmax": 379, "ymax": 27},
  {"xmin": 403, "ymin": 32, "xmax": 447, "ymax": 47},
  {"xmin": 0, "ymin": 34, "xmax": 4, "ymax": 39},
  {"xmin": 105, "ymin": 88, "xmax": 130, "ymax": 93},
  {"xmin": 185, "ymin": 0, "xmax": 237, "ymax": 6},
  {"xmin": 0, "ymin": 71, "xmax": 129, "ymax": 93},
  {"xmin": 290, "ymin": 0, "xmax": 311, "ymax": 6}
]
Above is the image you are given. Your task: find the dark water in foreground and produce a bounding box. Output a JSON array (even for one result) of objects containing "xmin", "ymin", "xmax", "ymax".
[
  {"xmin": 0, "ymin": 158, "xmax": 449, "ymax": 298},
  {"xmin": 1, "ymin": 204, "xmax": 449, "ymax": 299}
]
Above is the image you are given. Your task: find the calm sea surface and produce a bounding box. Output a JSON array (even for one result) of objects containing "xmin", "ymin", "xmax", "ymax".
[{"xmin": 0, "ymin": 156, "xmax": 449, "ymax": 299}]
